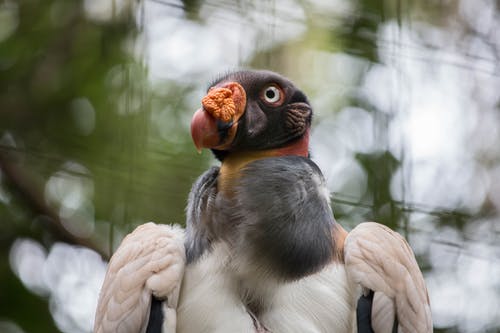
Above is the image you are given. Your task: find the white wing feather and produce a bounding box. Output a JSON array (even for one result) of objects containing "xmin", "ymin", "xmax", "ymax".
[
  {"xmin": 94, "ymin": 222, "xmax": 185, "ymax": 333},
  {"xmin": 344, "ymin": 222, "xmax": 432, "ymax": 333}
]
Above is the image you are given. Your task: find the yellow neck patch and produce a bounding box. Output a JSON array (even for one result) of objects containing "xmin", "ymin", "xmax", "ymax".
[{"xmin": 218, "ymin": 151, "xmax": 274, "ymax": 196}]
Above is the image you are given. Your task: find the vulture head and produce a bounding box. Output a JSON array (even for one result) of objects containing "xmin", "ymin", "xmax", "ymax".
[{"xmin": 191, "ymin": 70, "xmax": 312, "ymax": 161}]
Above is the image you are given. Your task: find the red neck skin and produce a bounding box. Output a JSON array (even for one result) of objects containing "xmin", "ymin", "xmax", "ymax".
[{"xmin": 273, "ymin": 129, "xmax": 310, "ymax": 157}]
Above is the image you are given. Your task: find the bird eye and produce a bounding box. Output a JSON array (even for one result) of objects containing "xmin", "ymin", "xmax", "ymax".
[{"xmin": 261, "ymin": 85, "xmax": 284, "ymax": 106}]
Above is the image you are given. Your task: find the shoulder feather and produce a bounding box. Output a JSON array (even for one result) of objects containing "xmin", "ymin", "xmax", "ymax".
[
  {"xmin": 94, "ymin": 223, "xmax": 185, "ymax": 333},
  {"xmin": 345, "ymin": 222, "xmax": 432, "ymax": 333}
]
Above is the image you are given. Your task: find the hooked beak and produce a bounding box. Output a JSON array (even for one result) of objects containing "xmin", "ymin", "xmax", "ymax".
[{"xmin": 190, "ymin": 82, "xmax": 246, "ymax": 152}]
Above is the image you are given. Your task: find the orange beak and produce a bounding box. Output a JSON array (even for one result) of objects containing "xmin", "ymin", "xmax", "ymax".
[{"xmin": 190, "ymin": 82, "xmax": 246, "ymax": 152}]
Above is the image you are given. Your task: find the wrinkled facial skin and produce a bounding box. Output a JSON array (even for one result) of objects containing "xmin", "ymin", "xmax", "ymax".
[
  {"xmin": 213, "ymin": 70, "xmax": 311, "ymax": 151},
  {"xmin": 191, "ymin": 70, "xmax": 312, "ymax": 160}
]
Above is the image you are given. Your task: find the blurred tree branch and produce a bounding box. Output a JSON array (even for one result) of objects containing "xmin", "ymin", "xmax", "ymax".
[{"xmin": 0, "ymin": 147, "xmax": 107, "ymax": 258}]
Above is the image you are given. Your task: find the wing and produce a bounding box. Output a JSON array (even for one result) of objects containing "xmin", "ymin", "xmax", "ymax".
[
  {"xmin": 344, "ymin": 222, "xmax": 432, "ymax": 333},
  {"xmin": 94, "ymin": 222, "xmax": 185, "ymax": 333}
]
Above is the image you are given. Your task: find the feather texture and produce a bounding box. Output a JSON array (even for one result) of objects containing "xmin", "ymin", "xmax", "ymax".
[
  {"xmin": 344, "ymin": 222, "xmax": 432, "ymax": 333},
  {"xmin": 94, "ymin": 223, "xmax": 185, "ymax": 333},
  {"xmin": 371, "ymin": 291, "xmax": 397, "ymax": 332}
]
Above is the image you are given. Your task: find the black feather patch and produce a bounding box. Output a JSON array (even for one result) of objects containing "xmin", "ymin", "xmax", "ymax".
[
  {"xmin": 146, "ymin": 296, "xmax": 164, "ymax": 333},
  {"xmin": 357, "ymin": 291, "xmax": 374, "ymax": 333},
  {"xmin": 357, "ymin": 291, "xmax": 399, "ymax": 333}
]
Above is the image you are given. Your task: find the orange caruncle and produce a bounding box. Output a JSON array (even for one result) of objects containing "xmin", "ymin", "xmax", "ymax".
[{"xmin": 201, "ymin": 87, "xmax": 236, "ymax": 122}]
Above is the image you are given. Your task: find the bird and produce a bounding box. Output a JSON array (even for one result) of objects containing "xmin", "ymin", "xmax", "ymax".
[{"xmin": 93, "ymin": 70, "xmax": 432, "ymax": 333}]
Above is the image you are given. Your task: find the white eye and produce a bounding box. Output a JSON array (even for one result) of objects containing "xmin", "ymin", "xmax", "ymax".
[{"xmin": 262, "ymin": 85, "xmax": 282, "ymax": 104}]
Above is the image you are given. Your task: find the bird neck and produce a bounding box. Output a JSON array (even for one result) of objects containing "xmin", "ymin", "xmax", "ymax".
[
  {"xmin": 272, "ymin": 128, "xmax": 310, "ymax": 158},
  {"xmin": 331, "ymin": 223, "xmax": 348, "ymax": 263},
  {"xmin": 218, "ymin": 151, "xmax": 273, "ymax": 195},
  {"xmin": 218, "ymin": 131, "xmax": 310, "ymax": 195}
]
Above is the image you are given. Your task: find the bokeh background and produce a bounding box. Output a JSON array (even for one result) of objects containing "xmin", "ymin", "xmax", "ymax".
[{"xmin": 1, "ymin": 0, "xmax": 499, "ymax": 332}]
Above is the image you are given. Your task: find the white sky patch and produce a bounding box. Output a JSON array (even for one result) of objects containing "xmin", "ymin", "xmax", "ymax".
[
  {"xmin": 9, "ymin": 240, "xmax": 107, "ymax": 333},
  {"xmin": 83, "ymin": 0, "xmax": 131, "ymax": 22},
  {"xmin": 9, "ymin": 239, "xmax": 49, "ymax": 296},
  {"xmin": 459, "ymin": 0, "xmax": 498, "ymax": 36},
  {"xmin": 144, "ymin": 0, "xmax": 307, "ymax": 83},
  {"xmin": 146, "ymin": 17, "xmax": 226, "ymax": 82},
  {"xmin": 427, "ymin": 236, "xmax": 500, "ymax": 331},
  {"xmin": 359, "ymin": 20, "xmax": 500, "ymax": 215},
  {"xmin": 307, "ymin": 51, "xmax": 372, "ymax": 202},
  {"xmin": 398, "ymin": 62, "xmax": 478, "ymax": 162},
  {"xmin": 44, "ymin": 162, "xmax": 96, "ymax": 238},
  {"xmin": 364, "ymin": 12, "xmax": 500, "ymax": 332}
]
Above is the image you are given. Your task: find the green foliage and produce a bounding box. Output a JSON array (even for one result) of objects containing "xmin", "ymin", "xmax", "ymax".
[
  {"xmin": 0, "ymin": 1, "xmax": 211, "ymax": 330},
  {"xmin": 355, "ymin": 150, "xmax": 401, "ymax": 229}
]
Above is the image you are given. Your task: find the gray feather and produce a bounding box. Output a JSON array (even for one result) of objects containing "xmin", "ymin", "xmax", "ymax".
[
  {"xmin": 216, "ymin": 156, "xmax": 335, "ymax": 280},
  {"xmin": 185, "ymin": 166, "xmax": 219, "ymax": 263}
]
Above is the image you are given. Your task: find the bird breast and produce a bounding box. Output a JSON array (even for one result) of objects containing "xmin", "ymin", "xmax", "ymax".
[{"xmin": 176, "ymin": 242, "xmax": 359, "ymax": 333}]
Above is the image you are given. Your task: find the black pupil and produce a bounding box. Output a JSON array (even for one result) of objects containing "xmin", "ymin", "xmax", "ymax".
[{"xmin": 266, "ymin": 88, "xmax": 276, "ymax": 100}]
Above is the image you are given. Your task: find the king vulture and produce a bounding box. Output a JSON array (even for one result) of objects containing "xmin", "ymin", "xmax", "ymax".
[{"xmin": 94, "ymin": 70, "xmax": 432, "ymax": 333}]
